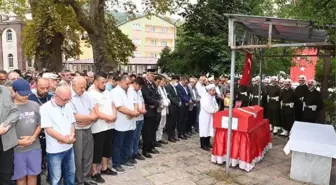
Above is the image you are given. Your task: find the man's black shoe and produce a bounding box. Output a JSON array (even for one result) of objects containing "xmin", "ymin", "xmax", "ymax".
[
  {"xmin": 91, "ymin": 173, "xmax": 105, "ymax": 183},
  {"xmin": 149, "ymin": 148, "xmax": 160, "ymax": 154},
  {"xmin": 184, "ymin": 134, "xmax": 191, "ymax": 138},
  {"xmin": 178, "ymin": 135, "xmax": 187, "ymax": 140},
  {"xmin": 159, "ymin": 140, "xmax": 168, "ymax": 144},
  {"xmin": 142, "ymin": 152, "xmax": 152, "ymax": 158},
  {"xmin": 168, "ymin": 138, "xmax": 176, "ymax": 143},
  {"xmin": 85, "ymin": 182, "xmax": 98, "ymax": 185},
  {"xmin": 173, "ymin": 137, "xmax": 180, "ymax": 141},
  {"xmin": 154, "ymin": 142, "xmax": 163, "ymax": 147},
  {"xmin": 101, "ymin": 168, "xmax": 117, "ymax": 176},
  {"xmin": 201, "ymin": 146, "xmax": 210, "ymax": 151},
  {"xmin": 135, "ymin": 153, "xmax": 145, "ymax": 160}
]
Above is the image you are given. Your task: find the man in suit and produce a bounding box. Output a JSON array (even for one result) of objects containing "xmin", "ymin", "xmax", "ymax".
[
  {"xmin": 176, "ymin": 76, "xmax": 191, "ymax": 140},
  {"xmin": 165, "ymin": 75, "xmax": 181, "ymax": 142},
  {"xmin": 141, "ymin": 70, "xmax": 160, "ymax": 158},
  {"xmin": 0, "ymin": 85, "xmax": 20, "ymax": 185},
  {"xmin": 187, "ymin": 77, "xmax": 201, "ymax": 135}
]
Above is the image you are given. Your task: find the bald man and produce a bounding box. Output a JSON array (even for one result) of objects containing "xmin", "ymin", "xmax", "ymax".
[
  {"xmin": 70, "ymin": 76, "xmax": 99, "ymax": 185},
  {"xmin": 40, "ymin": 85, "xmax": 76, "ymax": 185}
]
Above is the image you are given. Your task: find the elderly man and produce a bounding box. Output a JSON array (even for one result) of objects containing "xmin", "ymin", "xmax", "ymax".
[
  {"xmin": 176, "ymin": 76, "xmax": 191, "ymax": 140},
  {"xmin": 196, "ymin": 76, "xmax": 207, "ymax": 98},
  {"xmin": 11, "ymin": 79, "xmax": 42, "ymax": 185},
  {"xmin": 141, "ymin": 70, "xmax": 160, "ymax": 158},
  {"xmin": 199, "ymin": 84, "xmax": 218, "ymax": 151},
  {"xmin": 111, "ymin": 76, "xmax": 139, "ymax": 173},
  {"xmin": 7, "ymin": 71, "xmax": 20, "ymax": 82},
  {"xmin": 0, "ymin": 83, "xmax": 20, "ymax": 185},
  {"xmin": 187, "ymin": 77, "xmax": 200, "ymax": 135},
  {"xmin": 42, "ymin": 73, "xmax": 60, "ymax": 95},
  {"xmin": 88, "ymin": 72, "xmax": 117, "ymax": 183},
  {"xmin": 70, "ymin": 76, "xmax": 98, "ymax": 185},
  {"xmin": 40, "ymin": 85, "xmax": 76, "ymax": 185}
]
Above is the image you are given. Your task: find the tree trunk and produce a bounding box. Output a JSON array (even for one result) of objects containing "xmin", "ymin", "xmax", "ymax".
[
  {"xmin": 89, "ymin": 34, "xmax": 107, "ymax": 72},
  {"xmin": 321, "ymin": 50, "xmax": 331, "ymax": 99},
  {"xmin": 30, "ymin": 0, "xmax": 65, "ymax": 72},
  {"xmin": 34, "ymin": 32, "xmax": 64, "ymax": 72}
]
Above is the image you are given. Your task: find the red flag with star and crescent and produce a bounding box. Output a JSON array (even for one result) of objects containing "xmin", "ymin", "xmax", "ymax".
[{"xmin": 240, "ymin": 52, "xmax": 252, "ymax": 86}]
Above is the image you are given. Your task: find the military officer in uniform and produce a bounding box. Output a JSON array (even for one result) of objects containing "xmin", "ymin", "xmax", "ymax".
[
  {"xmin": 302, "ymin": 79, "xmax": 324, "ymax": 123},
  {"xmin": 249, "ymin": 78, "xmax": 261, "ymax": 106},
  {"xmin": 267, "ymin": 76, "xmax": 282, "ymax": 133},
  {"xmin": 294, "ymin": 75, "xmax": 309, "ymax": 121},
  {"xmin": 280, "ymin": 79, "xmax": 297, "ymax": 136}
]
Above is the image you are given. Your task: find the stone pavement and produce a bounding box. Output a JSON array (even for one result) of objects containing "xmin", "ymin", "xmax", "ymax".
[{"xmin": 99, "ymin": 135, "xmax": 336, "ymax": 185}]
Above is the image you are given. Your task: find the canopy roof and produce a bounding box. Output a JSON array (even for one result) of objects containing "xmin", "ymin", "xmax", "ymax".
[{"xmin": 225, "ymin": 14, "xmax": 335, "ymax": 49}]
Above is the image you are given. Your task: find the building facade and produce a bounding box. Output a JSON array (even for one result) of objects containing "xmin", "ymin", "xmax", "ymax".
[
  {"xmin": 65, "ymin": 14, "xmax": 176, "ymax": 73},
  {"xmin": 0, "ymin": 16, "xmax": 30, "ymax": 72}
]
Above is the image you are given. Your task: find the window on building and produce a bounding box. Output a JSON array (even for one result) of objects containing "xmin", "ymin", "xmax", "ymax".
[
  {"xmin": 6, "ymin": 29, "xmax": 12, "ymax": 42},
  {"xmin": 132, "ymin": 39, "xmax": 141, "ymax": 45},
  {"xmin": 161, "ymin": 27, "xmax": 168, "ymax": 33},
  {"xmin": 27, "ymin": 59, "xmax": 33, "ymax": 68},
  {"xmin": 8, "ymin": 54, "xmax": 14, "ymax": 68},
  {"xmin": 150, "ymin": 40, "xmax": 157, "ymax": 46},
  {"xmin": 151, "ymin": 53, "xmax": 157, "ymax": 58},
  {"xmin": 134, "ymin": 51, "xmax": 141, "ymax": 57},
  {"xmin": 149, "ymin": 26, "xmax": 155, "ymax": 32},
  {"xmin": 161, "ymin": 40, "xmax": 168, "ymax": 46},
  {"xmin": 132, "ymin": 23, "xmax": 141, "ymax": 30}
]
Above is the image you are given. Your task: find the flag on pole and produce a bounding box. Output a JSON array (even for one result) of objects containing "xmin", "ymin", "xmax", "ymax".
[{"xmin": 240, "ymin": 52, "xmax": 252, "ymax": 86}]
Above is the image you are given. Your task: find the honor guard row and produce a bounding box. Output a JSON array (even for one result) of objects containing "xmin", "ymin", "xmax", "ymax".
[{"xmin": 236, "ymin": 75, "xmax": 324, "ymax": 136}]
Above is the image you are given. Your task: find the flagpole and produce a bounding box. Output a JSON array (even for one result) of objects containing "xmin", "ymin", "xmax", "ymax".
[{"xmin": 226, "ymin": 18, "xmax": 235, "ymax": 176}]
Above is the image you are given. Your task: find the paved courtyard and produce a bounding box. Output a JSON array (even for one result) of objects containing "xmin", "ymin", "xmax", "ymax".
[{"xmin": 98, "ymin": 134, "xmax": 336, "ymax": 185}]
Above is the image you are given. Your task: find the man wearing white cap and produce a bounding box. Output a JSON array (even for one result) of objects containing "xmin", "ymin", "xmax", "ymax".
[
  {"xmin": 267, "ymin": 76, "xmax": 282, "ymax": 134},
  {"xmin": 249, "ymin": 77, "xmax": 261, "ymax": 106},
  {"xmin": 280, "ymin": 79, "xmax": 296, "ymax": 136},
  {"xmin": 199, "ymin": 84, "xmax": 219, "ymax": 151},
  {"xmin": 42, "ymin": 73, "xmax": 60, "ymax": 96},
  {"xmin": 302, "ymin": 79, "xmax": 324, "ymax": 123},
  {"xmin": 294, "ymin": 75, "xmax": 308, "ymax": 121}
]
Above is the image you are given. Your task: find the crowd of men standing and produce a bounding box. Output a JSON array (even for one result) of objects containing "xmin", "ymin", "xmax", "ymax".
[
  {"xmin": 0, "ymin": 69, "xmax": 227, "ymax": 185},
  {"xmin": 236, "ymin": 75, "xmax": 324, "ymax": 136}
]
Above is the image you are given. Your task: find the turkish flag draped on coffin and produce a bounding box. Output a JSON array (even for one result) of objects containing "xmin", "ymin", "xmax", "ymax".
[{"xmin": 240, "ymin": 52, "xmax": 252, "ymax": 86}]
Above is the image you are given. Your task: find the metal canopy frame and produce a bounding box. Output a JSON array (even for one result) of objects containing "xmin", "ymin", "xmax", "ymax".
[{"xmin": 224, "ymin": 14, "xmax": 335, "ymax": 176}]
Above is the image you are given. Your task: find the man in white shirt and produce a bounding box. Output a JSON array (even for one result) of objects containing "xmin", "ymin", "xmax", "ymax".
[
  {"xmin": 156, "ymin": 76, "xmax": 170, "ymax": 144},
  {"xmin": 127, "ymin": 77, "xmax": 146, "ymax": 161},
  {"xmin": 70, "ymin": 76, "xmax": 99, "ymax": 185},
  {"xmin": 111, "ymin": 76, "xmax": 140, "ymax": 173},
  {"xmin": 87, "ymin": 72, "xmax": 117, "ymax": 183},
  {"xmin": 196, "ymin": 76, "xmax": 207, "ymax": 98},
  {"xmin": 40, "ymin": 85, "xmax": 76, "ymax": 185}
]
